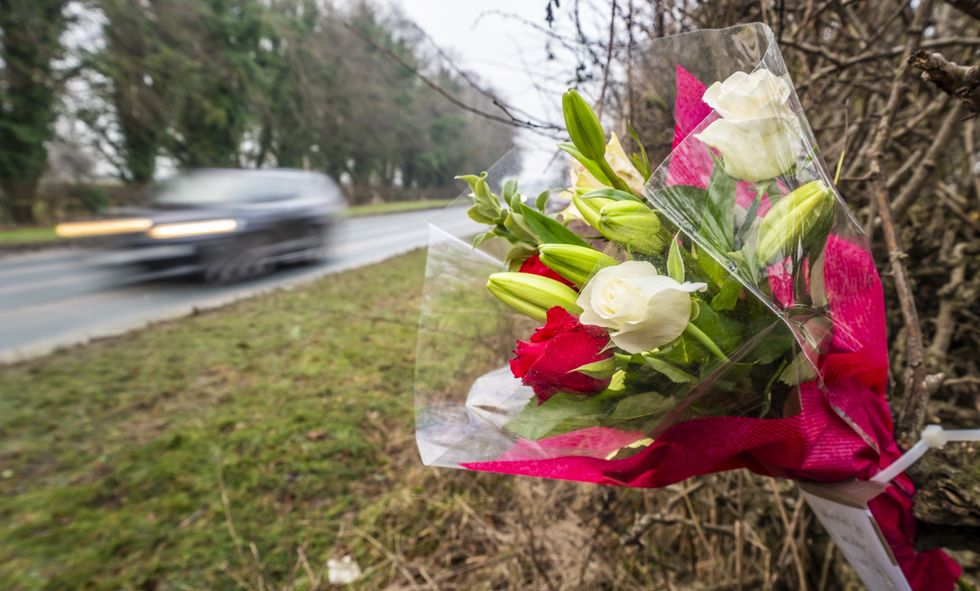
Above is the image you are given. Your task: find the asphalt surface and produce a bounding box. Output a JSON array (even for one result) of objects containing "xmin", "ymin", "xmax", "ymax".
[{"xmin": 0, "ymin": 206, "xmax": 476, "ymax": 363}]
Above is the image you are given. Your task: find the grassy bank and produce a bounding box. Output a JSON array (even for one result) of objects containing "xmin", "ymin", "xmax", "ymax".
[
  {"xmin": 342, "ymin": 198, "xmax": 455, "ymax": 217},
  {"xmin": 0, "ymin": 250, "xmax": 437, "ymax": 589},
  {"xmin": 0, "ymin": 226, "xmax": 59, "ymax": 245},
  {"xmin": 2, "ymin": 250, "xmax": 970, "ymax": 590}
]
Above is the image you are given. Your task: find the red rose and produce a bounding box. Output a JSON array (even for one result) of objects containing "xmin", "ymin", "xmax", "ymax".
[
  {"xmin": 510, "ymin": 306, "xmax": 612, "ymax": 404},
  {"xmin": 519, "ymin": 254, "xmax": 576, "ymax": 288}
]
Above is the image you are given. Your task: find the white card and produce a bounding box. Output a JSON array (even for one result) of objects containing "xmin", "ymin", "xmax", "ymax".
[{"xmin": 800, "ymin": 481, "xmax": 911, "ymax": 591}]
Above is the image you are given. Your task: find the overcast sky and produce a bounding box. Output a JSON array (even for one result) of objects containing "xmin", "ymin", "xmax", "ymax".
[
  {"xmin": 399, "ymin": 1, "xmax": 560, "ymax": 122},
  {"xmin": 396, "ymin": 1, "xmax": 607, "ymax": 154}
]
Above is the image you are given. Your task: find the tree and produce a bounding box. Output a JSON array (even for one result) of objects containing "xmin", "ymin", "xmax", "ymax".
[
  {"xmin": 96, "ymin": 0, "xmax": 184, "ymax": 184},
  {"xmin": 0, "ymin": 0, "xmax": 68, "ymax": 223},
  {"xmin": 71, "ymin": 0, "xmax": 515, "ymax": 202},
  {"xmin": 166, "ymin": 0, "xmax": 264, "ymax": 168}
]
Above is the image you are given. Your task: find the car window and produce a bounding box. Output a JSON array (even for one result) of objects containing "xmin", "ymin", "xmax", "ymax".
[{"xmin": 155, "ymin": 174, "xmax": 302, "ymax": 205}]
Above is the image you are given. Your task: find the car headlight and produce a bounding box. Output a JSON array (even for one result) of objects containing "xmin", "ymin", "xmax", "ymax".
[
  {"xmin": 148, "ymin": 219, "xmax": 239, "ymax": 239},
  {"xmin": 55, "ymin": 218, "xmax": 153, "ymax": 238}
]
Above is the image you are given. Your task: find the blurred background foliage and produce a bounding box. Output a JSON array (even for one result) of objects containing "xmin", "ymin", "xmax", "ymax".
[{"xmin": 0, "ymin": 0, "xmax": 516, "ymax": 223}]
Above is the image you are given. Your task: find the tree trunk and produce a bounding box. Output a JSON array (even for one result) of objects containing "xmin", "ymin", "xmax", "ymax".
[{"xmin": 909, "ymin": 443, "xmax": 980, "ymax": 551}]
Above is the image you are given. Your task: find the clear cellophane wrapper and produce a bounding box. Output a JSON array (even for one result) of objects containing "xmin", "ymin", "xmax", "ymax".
[{"xmin": 416, "ymin": 23, "xmax": 882, "ymax": 473}]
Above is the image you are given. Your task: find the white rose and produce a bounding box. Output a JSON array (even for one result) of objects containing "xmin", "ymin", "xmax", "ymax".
[
  {"xmin": 694, "ymin": 69, "xmax": 803, "ymax": 182},
  {"xmin": 577, "ymin": 261, "xmax": 707, "ymax": 354},
  {"xmin": 695, "ymin": 115, "xmax": 802, "ymax": 182},
  {"xmin": 701, "ymin": 69, "xmax": 793, "ymax": 120}
]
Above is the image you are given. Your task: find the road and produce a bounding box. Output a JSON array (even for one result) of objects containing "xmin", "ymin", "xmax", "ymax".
[{"xmin": 0, "ymin": 206, "xmax": 477, "ymax": 363}]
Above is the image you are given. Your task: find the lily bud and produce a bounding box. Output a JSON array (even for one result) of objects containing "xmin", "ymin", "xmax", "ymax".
[
  {"xmin": 538, "ymin": 244, "xmax": 617, "ymax": 288},
  {"xmin": 756, "ymin": 180, "xmax": 835, "ymax": 262},
  {"xmin": 487, "ymin": 272, "xmax": 583, "ymax": 322},
  {"xmin": 571, "ymin": 194, "xmax": 615, "ymax": 230},
  {"xmin": 562, "ymin": 89, "xmax": 607, "ymax": 162},
  {"xmin": 596, "ymin": 201, "xmax": 665, "ymax": 255}
]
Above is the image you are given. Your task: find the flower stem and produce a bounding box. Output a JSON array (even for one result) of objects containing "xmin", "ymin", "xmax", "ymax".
[
  {"xmin": 684, "ymin": 323, "xmax": 730, "ymax": 363},
  {"xmin": 597, "ymin": 158, "xmax": 632, "ymax": 193}
]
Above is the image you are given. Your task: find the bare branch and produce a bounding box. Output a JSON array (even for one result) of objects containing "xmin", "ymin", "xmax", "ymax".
[
  {"xmin": 908, "ymin": 50, "xmax": 980, "ymax": 116},
  {"xmin": 342, "ymin": 21, "xmax": 564, "ymax": 138},
  {"xmin": 943, "ymin": 0, "xmax": 980, "ymax": 20},
  {"xmin": 863, "ymin": 0, "xmax": 936, "ymax": 443}
]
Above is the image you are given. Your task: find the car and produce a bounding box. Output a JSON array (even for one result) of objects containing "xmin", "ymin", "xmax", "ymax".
[{"xmin": 56, "ymin": 169, "xmax": 346, "ymax": 283}]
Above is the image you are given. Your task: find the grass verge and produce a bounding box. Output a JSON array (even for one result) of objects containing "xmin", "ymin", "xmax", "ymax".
[
  {"xmin": 0, "ymin": 226, "xmax": 59, "ymax": 245},
  {"xmin": 0, "ymin": 250, "xmax": 433, "ymax": 588},
  {"xmin": 1, "ymin": 250, "xmax": 974, "ymax": 590},
  {"xmin": 343, "ymin": 198, "xmax": 455, "ymax": 217}
]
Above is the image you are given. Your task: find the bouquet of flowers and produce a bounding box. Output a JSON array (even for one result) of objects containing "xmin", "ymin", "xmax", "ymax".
[{"xmin": 416, "ymin": 24, "xmax": 960, "ymax": 589}]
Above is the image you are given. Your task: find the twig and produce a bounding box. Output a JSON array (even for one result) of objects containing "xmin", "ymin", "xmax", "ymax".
[
  {"xmin": 943, "ymin": 0, "xmax": 980, "ymax": 21},
  {"xmin": 864, "ymin": 0, "xmax": 936, "ymax": 443},
  {"xmin": 596, "ymin": 0, "xmax": 618, "ymax": 116},
  {"xmin": 350, "ymin": 527, "xmax": 426, "ymax": 590},
  {"xmin": 768, "ymin": 481, "xmax": 807, "ymax": 591},
  {"xmin": 928, "ymin": 243, "xmax": 968, "ymax": 362},
  {"xmin": 891, "ymin": 101, "xmax": 966, "ymax": 218},
  {"xmin": 341, "ymin": 21, "xmax": 564, "ymax": 137}
]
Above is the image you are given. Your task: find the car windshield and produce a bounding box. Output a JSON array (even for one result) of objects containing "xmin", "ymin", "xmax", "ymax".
[{"xmin": 154, "ymin": 174, "xmax": 301, "ymax": 205}]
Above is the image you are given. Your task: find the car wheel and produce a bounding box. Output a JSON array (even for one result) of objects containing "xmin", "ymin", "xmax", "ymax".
[
  {"xmin": 304, "ymin": 225, "xmax": 330, "ymax": 264},
  {"xmin": 203, "ymin": 234, "xmax": 274, "ymax": 284}
]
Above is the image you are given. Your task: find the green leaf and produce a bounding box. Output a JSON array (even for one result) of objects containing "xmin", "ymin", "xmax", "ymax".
[
  {"xmin": 648, "ymin": 184, "xmax": 708, "ymax": 208},
  {"xmin": 667, "ymin": 233, "xmax": 684, "ymax": 283},
  {"xmin": 640, "ymin": 354, "xmax": 695, "ymax": 383},
  {"xmin": 504, "ymin": 211, "xmax": 538, "ymax": 243},
  {"xmin": 508, "ymin": 191, "xmax": 523, "ymax": 212},
  {"xmin": 778, "ymin": 351, "xmax": 818, "ymax": 386},
  {"xmin": 689, "ymin": 303, "xmax": 743, "ymax": 355},
  {"xmin": 572, "ymin": 357, "xmax": 617, "ymax": 379},
  {"xmin": 454, "ymin": 173, "xmax": 484, "ymax": 193},
  {"xmin": 472, "ymin": 229, "xmax": 496, "ymax": 248},
  {"xmin": 766, "ymin": 179, "xmax": 783, "ymax": 206},
  {"xmin": 743, "ymin": 322, "xmax": 795, "ymax": 365},
  {"xmin": 627, "ymin": 121, "xmax": 652, "ymax": 180},
  {"xmin": 473, "ymin": 176, "xmax": 502, "ymax": 218},
  {"xmin": 735, "ymin": 189, "xmax": 763, "ymax": 249},
  {"xmin": 504, "ymin": 392, "xmax": 607, "ymax": 440},
  {"xmin": 701, "ymin": 166, "xmax": 736, "ymax": 254},
  {"xmin": 657, "ymin": 332, "xmax": 705, "ymax": 367},
  {"xmin": 558, "ymin": 143, "xmax": 612, "ymax": 186},
  {"xmin": 708, "ymin": 362, "xmax": 754, "ymax": 392},
  {"xmin": 605, "ymin": 391, "xmax": 674, "ymax": 423},
  {"xmin": 518, "ymin": 203, "xmax": 591, "ymax": 248},
  {"xmin": 502, "ymin": 178, "xmax": 518, "ymax": 202},
  {"xmin": 536, "ymin": 190, "xmax": 551, "ymax": 212},
  {"xmin": 693, "ymin": 245, "xmax": 728, "ymax": 288},
  {"xmin": 728, "ymin": 248, "xmax": 760, "ymax": 285},
  {"xmin": 580, "ymin": 188, "xmax": 641, "ymax": 202},
  {"xmin": 710, "ymin": 277, "xmax": 742, "ymax": 311},
  {"xmin": 504, "ymin": 243, "xmax": 538, "ymax": 271},
  {"xmin": 467, "ymin": 206, "xmax": 496, "ymax": 225}
]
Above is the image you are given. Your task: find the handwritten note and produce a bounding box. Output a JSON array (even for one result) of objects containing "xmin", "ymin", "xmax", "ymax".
[{"xmin": 801, "ymin": 481, "xmax": 911, "ymax": 591}]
